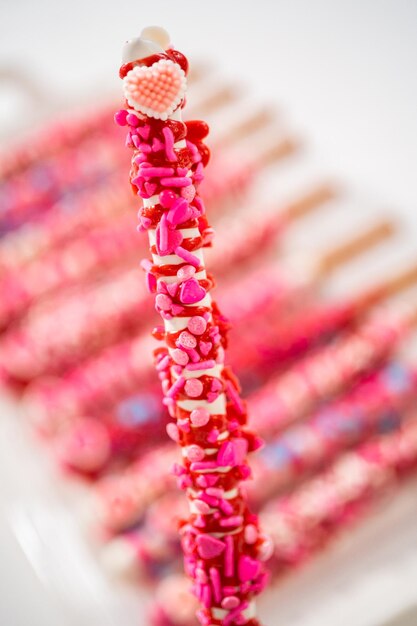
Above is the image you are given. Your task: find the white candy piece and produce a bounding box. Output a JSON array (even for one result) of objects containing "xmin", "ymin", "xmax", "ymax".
[
  {"xmin": 122, "ymin": 26, "xmax": 171, "ymax": 63},
  {"xmin": 140, "ymin": 25, "xmax": 170, "ymax": 49}
]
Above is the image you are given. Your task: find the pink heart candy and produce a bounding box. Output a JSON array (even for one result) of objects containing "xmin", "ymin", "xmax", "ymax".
[
  {"xmin": 123, "ymin": 59, "xmax": 187, "ymax": 120},
  {"xmin": 199, "ymin": 341, "xmax": 213, "ymax": 356},
  {"xmin": 196, "ymin": 534, "xmax": 225, "ymax": 559},
  {"xmin": 179, "ymin": 278, "xmax": 206, "ymax": 304},
  {"xmin": 137, "ymin": 125, "xmax": 150, "ymax": 140},
  {"xmin": 238, "ymin": 555, "xmax": 261, "ymax": 582},
  {"xmin": 144, "ymin": 182, "xmax": 157, "ymax": 197}
]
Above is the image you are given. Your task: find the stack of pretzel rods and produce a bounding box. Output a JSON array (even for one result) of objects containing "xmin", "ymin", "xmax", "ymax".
[{"xmin": 115, "ymin": 27, "xmax": 271, "ymax": 625}]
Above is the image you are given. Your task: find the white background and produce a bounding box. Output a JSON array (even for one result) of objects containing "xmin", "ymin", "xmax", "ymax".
[{"xmin": 0, "ymin": 1, "xmax": 417, "ymax": 625}]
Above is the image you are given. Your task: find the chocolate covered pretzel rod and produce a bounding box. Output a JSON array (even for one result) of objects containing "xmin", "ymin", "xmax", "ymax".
[{"xmin": 115, "ymin": 28, "xmax": 269, "ymax": 624}]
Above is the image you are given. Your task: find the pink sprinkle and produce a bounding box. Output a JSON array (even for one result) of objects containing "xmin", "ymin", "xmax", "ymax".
[
  {"xmin": 199, "ymin": 493, "xmax": 219, "ymax": 507},
  {"xmin": 194, "ymin": 162, "xmax": 205, "ymax": 183},
  {"xmin": 184, "ymin": 378, "xmax": 203, "ymax": 398},
  {"xmin": 219, "ymin": 515, "xmax": 243, "ymax": 528},
  {"xmin": 224, "ymin": 534, "xmax": 234, "ymax": 578},
  {"xmin": 145, "ymin": 272, "xmax": 156, "ymax": 293},
  {"xmin": 244, "ymin": 524, "xmax": 259, "ymax": 545},
  {"xmin": 192, "ymin": 498, "xmax": 210, "ymax": 514},
  {"xmin": 152, "ymin": 137, "xmax": 164, "ymax": 152},
  {"xmin": 139, "ymin": 142, "xmax": 152, "ymax": 153},
  {"xmin": 175, "ymin": 246, "xmax": 200, "ymax": 268},
  {"xmin": 161, "ymin": 177, "xmax": 192, "ymax": 187},
  {"xmin": 193, "ymin": 195, "xmax": 205, "ymax": 215},
  {"xmin": 223, "ymin": 602, "xmax": 248, "ymax": 626},
  {"xmin": 221, "ymin": 596, "xmax": 240, "ymax": 610},
  {"xmin": 187, "ymin": 316, "xmax": 207, "ymax": 335},
  {"xmin": 177, "ymin": 331, "xmax": 197, "ymax": 349},
  {"xmin": 225, "ymin": 380, "xmax": 246, "ymax": 415},
  {"xmin": 166, "ymin": 422, "xmax": 179, "ymax": 442},
  {"xmin": 186, "ymin": 360, "xmax": 216, "ymax": 371},
  {"xmin": 140, "ymin": 166, "xmax": 174, "ymax": 178},
  {"xmin": 157, "ymin": 280, "xmax": 168, "ymax": 294},
  {"xmin": 207, "ymin": 429, "xmax": 219, "ymax": 443},
  {"xmin": 210, "ymin": 378, "xmax": 222, "ymax": 392},
  {"xmin": 201, "ymin": 584, "xmax": 212, "ymax": 609},
  {"xmin": 126, "ymin": 113, "xmax": 139, "ymax": 126},
  {"xmin": 140, "ymin": 258, "xmax": 153, "ymax": 272},
  {"xmin": 194, "ymin": 515, "xmax": 206, "ymax": 528},
  {"xmin": 219, "ymin": 499, "xmax": 234, "ymax": 515},
  {"xmin": 158, "ymin": 212, "xmax": 169, "ymax": 254},
  {"xmin": 178, "ymin": 475, "xmax": 192, "ymax": 489},
  {"xmin": 155, "ymin": 293, "xmax": 172, "ymax": 312},
  {"xmin": 166, "ymin": 376, "xmax": 185, "ymax": 398},
  {"xmin": 217, "ymin": 441, "xmax": 237, "ymax": 467},
  {"xmin": 177, "ymin": 418, "xmax": 190, "ymax": 433},
  {"xmin": 233, "ymin": 438, "xmax": 249, "ymax": 464},
  {"xmin": 167, "ymin": 198, "xmax": 190, "ymax": 226},
  {"xmin": 156, "ymin": 355, "xmax": 170, "ymax": 371},
  {"xmin": 190, "ymin": 408, "xmax": 210, "ymax": 427},
  {"xmin": 159, "ymin": 189, "xmax": 177, "ymax": 208},
  {"xmin": 195, "ymin": 568, "xmax": 208, "ymax": 584},
  {"xmin": 187, "ymin": 444, "xmax": 205, "ymax": 462},
  {"xmin": 162, "ymin": 126, "xmax": 177, "ymax": 162},
  {"xmin": 209, "ymin": 567, "xmax": 222, "ymax": 604},
  {"xmin": 172, "ymin": 463, "xmax": 186, "ymax": 476},
  {"xmin": 177, "ymin": 264, "xmax": 196, "ymax": 281},
  {"xmin": 185, "ymin": 347, "xmax": 201, "ymax": 363},
  {"xmin": 171, "ymin": 348, "xmax": 189, "ymax": 365},
  {"xmin": 114, "ymin": 109, "xmax": 128, "ymax": 126},
  {"xmin": 238, "ymin": 555, "xmax": 261, "ymax": 582},
  {"xmin": 140, "ymin": 216, "xmax": 152, "ymax": 229}
]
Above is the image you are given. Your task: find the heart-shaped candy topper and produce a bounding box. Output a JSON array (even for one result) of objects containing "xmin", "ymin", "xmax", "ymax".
[{"xmin": 123, "ymin": 59, "xmax": 186, "ymax": 120}]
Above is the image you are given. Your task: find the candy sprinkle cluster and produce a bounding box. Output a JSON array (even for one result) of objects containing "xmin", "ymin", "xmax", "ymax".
[{"xmin": 116, "ymin": 47, "xmax": 270, "ymax": 625}]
